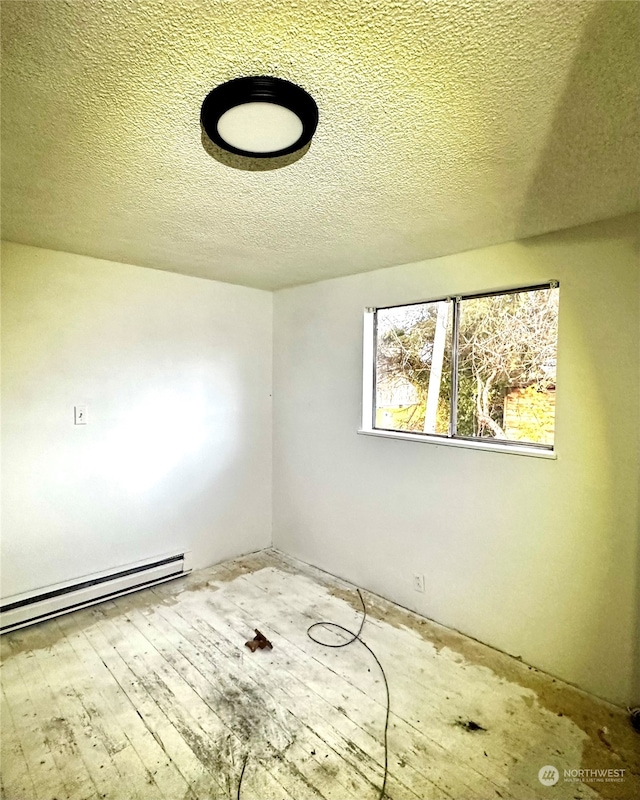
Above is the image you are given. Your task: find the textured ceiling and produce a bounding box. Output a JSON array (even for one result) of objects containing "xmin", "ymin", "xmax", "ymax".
[{"xmin": 1, "ymin": 0, "xmax": 638, "ymax": 290}]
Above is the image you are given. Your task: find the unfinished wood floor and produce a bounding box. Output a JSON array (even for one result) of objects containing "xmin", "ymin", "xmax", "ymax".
[{"xmin": 1, "ymin": 550, "xmax": 638, "ymax": 800}]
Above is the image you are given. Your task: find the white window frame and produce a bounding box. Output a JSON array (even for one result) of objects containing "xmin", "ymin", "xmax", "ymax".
[{"xmin": 359, "ymin": 283, "xmax": 559, "ymax": 459}]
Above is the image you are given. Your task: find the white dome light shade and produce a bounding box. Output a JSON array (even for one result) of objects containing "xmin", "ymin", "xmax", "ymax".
[
  {"xmin": 201, "ymin": 76, "xmax": 318, "ymax": 170},
  {"xmin": 217, "ymin": 102, "xmax": 304, "ymax": 153}
]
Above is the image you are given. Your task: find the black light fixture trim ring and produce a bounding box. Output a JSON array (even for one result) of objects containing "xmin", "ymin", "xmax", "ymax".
[{"xmin": 200, "ymin": 76, "xmax": 319, "ymax": 159}]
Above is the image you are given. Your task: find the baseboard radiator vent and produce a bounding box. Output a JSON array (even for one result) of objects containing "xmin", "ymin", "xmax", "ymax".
[{"xmin": 0, "ymin": 551, "xmax": 192, "ymax": 634}]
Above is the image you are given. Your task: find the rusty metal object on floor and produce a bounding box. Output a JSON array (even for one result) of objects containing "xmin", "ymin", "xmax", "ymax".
[{"xmin": 245, "ymin": 629, "xmax": 273, "ymax": 652}]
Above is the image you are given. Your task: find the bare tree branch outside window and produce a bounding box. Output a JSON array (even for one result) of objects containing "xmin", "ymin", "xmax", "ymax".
[{"xmin": 374, "ymin": 286, "xmax": 559, "ymax": 446}]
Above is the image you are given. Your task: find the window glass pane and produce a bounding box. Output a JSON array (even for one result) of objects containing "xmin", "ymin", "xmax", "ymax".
[
  {"xmin": 375, "ymin": 301, "xmax": 452, "ymax": 434},
  {"xmin": 456, "ymin": 287, "xmax": 559, "ymax": 444}
]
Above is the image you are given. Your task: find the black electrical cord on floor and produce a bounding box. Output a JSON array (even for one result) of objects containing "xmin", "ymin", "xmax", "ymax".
[
  {"xmin": 236, "ymin": 589, "xmax": 390, "ymax": 800},
  {"xmin": 307, "ymin": 589, "xmax": 390, "ymax": 800},
  {"xmin": 237, "ymin": 753, "xmax": 248, "ymax": 800}
]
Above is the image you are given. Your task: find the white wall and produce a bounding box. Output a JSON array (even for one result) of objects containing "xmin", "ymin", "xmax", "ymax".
[
  {"xmin": 1, "ymin": 242, "xmax": 272, "ymax": 599},
  {"xmin": 3, "ymin": 220, "xmax": 639, "ymax": 705},
  {"xmin": 273, "ymin": 214, "xmax": 640, "ymax": 706}
]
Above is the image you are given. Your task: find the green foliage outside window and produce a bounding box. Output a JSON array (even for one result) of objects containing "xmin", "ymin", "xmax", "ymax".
[{"xmin": 375, "ymin": 287, "xmax": 559, "ymax": 446}]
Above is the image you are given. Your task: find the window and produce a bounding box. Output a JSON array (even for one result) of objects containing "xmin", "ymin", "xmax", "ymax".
[{"xmin": 362, "ymin": 284, "xmax": 559, "ymax": 452}]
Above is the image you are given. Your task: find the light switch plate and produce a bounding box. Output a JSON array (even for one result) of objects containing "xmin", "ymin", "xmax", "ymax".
[{"xmin": 74, "ymin": 405, "xmax": 87, "ymax": 425}]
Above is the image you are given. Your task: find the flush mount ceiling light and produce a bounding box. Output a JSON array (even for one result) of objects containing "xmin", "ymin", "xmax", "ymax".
[{"xmin": 200, "ymin": 76, "xmax": 319, "ymax": 171}]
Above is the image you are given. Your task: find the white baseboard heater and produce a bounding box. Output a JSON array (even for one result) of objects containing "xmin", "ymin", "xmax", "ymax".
[{"xmin": 0, "ymin": 551, "xmax": 192, "ymax": 634}]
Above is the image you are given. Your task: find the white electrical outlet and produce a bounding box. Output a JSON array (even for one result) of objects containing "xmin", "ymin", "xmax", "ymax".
[
  {"xmin": 413, "ymin": 574, "xmax": 425, "ymax": 593},
  {"xmin": 74, "ymin": 405, "xmax": 87, "ymax": 425}
]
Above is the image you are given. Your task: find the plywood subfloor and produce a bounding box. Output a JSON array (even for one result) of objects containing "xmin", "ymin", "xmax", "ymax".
[{"xmin": 1, "ymin": 549, "xmax": 638, "ymax": 800}]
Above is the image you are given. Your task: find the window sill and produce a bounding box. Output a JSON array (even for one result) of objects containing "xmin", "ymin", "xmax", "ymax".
[{"xmin": 357, "ymin": 428, "xmax": 557, "ymax": 459}]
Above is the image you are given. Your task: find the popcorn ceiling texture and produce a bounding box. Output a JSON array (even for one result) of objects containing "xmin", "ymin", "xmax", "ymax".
[{"xmin": 1, "ymin": 0, "xmax": 638, "ymax": 290}]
